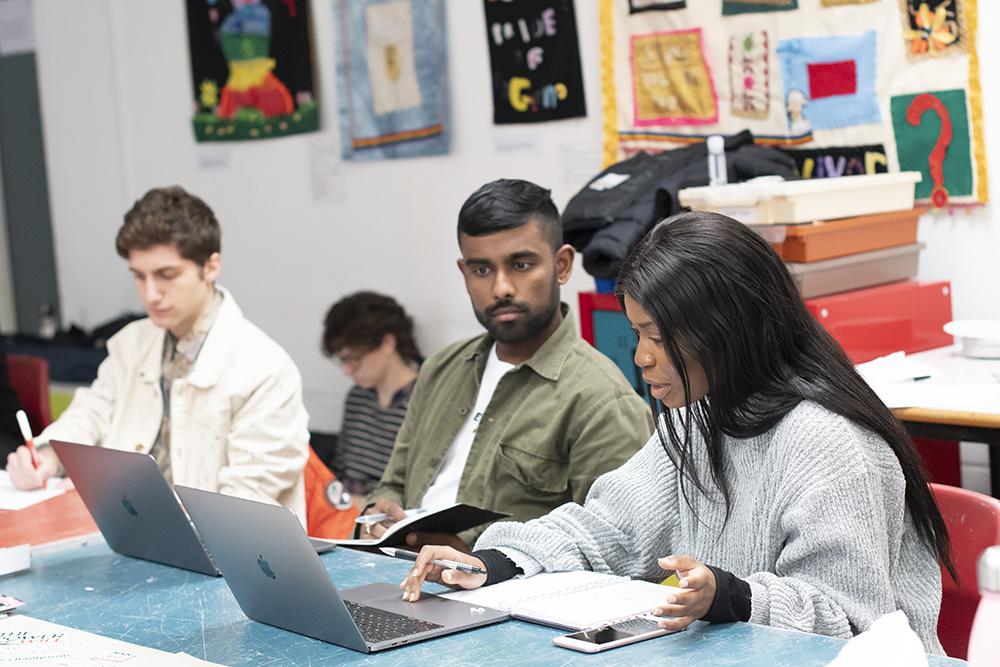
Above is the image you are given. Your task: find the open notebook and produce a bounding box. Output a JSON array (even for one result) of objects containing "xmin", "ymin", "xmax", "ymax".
[{"xmin": 441, "ymin": 570, "xmax": 679, "ymax": 630}]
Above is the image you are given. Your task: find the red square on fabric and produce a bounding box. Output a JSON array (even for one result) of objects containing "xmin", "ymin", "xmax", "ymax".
[{"xmin": 807, "ymin": 60, "xmax": 857, "ymax": 99}]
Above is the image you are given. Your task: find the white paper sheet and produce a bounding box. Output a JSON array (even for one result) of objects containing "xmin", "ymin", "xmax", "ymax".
[
  {"xmin": 871, "ymin": 383, "xmax": 1000, "ymax": 413},
  {"xmin": 856, "ymin": 351, "xmax": 938, "ymax": 384},
  {"xmin": 0, "ymin": 615, "xmax": 228, "ymax": 666},
  {"xmin": 443, "ymin": 570, "xmax": 676, "ymax": 630},
  {"xmin": 0, "ymin": 470, "xmax": 64, "ymax": 511}
]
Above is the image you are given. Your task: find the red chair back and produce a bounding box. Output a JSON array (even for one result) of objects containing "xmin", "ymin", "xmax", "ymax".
[
  {"xmin": 7, "ymin": 354, "xmax": 52, "ymax": 432},
  {"xmin": 932, "ymin": 483, "xmax": 1000, "ymax": 659}
]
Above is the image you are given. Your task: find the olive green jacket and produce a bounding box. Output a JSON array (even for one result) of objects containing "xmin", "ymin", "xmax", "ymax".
[{"xmin": 371, "ymin": 306, "xmax": 653, "ymax": 547}]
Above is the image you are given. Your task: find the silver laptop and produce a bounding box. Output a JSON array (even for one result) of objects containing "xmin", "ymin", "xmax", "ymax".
[
  {"xmin": 175, "ymin": 485, "xmax": 509, "ymax": 653},
  {"xmin": 50, "ymin": 440, "xmax": 335, "ymax": 576}
]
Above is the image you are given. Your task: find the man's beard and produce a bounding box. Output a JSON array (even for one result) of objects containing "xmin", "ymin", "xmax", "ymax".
[{"xmin": 474, "ymin": 282, "xmax": 560, "ymax": 344}]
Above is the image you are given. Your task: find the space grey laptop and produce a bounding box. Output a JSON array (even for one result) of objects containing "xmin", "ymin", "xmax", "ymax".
[
  {"xmin": 175, "ymin": 485, "xmax": 509, "ymax": 653},
  {"xmin": 50, "ymin": 440, "xmax": 335, "ymax": 576}
]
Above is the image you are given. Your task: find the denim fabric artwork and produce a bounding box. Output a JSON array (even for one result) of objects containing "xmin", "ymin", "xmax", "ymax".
[
  {"xmin": 334, "ymin": 0, "xmax": 449, "ymax": 160},
  {"xmin": 777, "ymin": 31, "xmax": 880, "ymax": 131}
]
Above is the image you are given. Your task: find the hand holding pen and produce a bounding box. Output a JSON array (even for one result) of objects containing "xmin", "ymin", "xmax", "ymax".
[
  {"xmin": 7, "ymin": 409, "xmax": 49, "ymax": 490},
  {"xmin": 395, "ymin": 545, "xmax": 489, "ymax": 602},
  {"xmin": 380, "ymin": 547, "xmax": 486, "ymax": 575},
  {"xmin": 357, "ymin": 499, "xmax": 410, "ymax": 538}
]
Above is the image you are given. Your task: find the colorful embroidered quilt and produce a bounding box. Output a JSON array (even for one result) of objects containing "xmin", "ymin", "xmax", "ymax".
[{"xmin": 598, "ymin": 0, "xmax": 987, "ymax": 205}]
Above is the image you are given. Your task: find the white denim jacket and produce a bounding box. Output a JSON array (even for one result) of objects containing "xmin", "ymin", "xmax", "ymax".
[{"xmin": 38, "ymin": 287, "xmax": 309, "ymax": 519}]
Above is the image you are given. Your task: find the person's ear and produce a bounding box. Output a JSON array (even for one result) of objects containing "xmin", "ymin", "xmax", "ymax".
[
  {"xmin": 381, "ymin": 333, "xmax": 397, "ymax": 352},
  {"xmin": 554, "ymin": 244, "xmax": 575, "ymax": 285},
  {"xmin": 202, "ymin": 252, "xmax": 221, "ymax": 283}
]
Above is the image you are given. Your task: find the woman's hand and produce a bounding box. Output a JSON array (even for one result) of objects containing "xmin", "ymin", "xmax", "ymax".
[
  {"xmin": 652, "ymin": 555, "xmax": 717, "ymax": 631},
  {"xmin": 399, "ymin": 545, "xmax": 487, "ymax": 602}
]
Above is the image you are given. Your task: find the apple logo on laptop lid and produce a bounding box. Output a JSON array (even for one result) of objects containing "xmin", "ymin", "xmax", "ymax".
[
  {"xmin": 121, "ymin": 495, "xmax": 139, "ymax": 517},
  {"xmin": 257, "ymin": 554, "xmax": 276, "ymax": 579}
]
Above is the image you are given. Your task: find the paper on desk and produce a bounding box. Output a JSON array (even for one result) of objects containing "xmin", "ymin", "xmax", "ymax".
[
  {"xmin": 871, "ymin": 382, "xmax": 1000, "ymax": 414},
  {"xmin": 0, "ymin": 615, "xmax": 215, "ymax": 666},
  {"xmin": 0, "ymin": 470, "xmax": 64, "ymax": 510},
  {"xmin": 827, "ymin": 610, "xmax": 927, "ymax": 667},
  {"xmin": 855, "ymin": 351, "xmax": 938, "ymax": 385},
  {"xmin": 0, "ymin": 544, "xmax": 30, "ymax": 576}
]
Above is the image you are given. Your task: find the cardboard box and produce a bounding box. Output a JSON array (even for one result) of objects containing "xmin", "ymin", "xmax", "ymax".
[
  {"xmin": 787, "ymin": 243, "xmax": 923, "ymax": 299},
  {"xmin": 781, "ymin": 208, "xmax": 923, "ymax": 262}
]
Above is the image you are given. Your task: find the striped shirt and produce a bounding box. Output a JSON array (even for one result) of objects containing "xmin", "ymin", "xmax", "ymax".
[{"xmin": 337, "ymin": 382, "xmax": 413, "ymax": 496}]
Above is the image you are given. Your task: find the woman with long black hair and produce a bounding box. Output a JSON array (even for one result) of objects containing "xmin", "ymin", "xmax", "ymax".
[{"xmin": 401, "ymin": 211, "xmax": 951, "ymax": 654}]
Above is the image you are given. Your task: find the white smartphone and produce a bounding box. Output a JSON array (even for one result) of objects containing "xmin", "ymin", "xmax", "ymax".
[{"xmin": 552, "ymin": 614, "xmax": 673, "ymax": 653}]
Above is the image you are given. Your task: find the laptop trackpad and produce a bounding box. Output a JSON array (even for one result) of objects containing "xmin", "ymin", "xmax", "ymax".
[{"xmin": 341, "ymin": 583, "xmax": 504, "ymax": 625}]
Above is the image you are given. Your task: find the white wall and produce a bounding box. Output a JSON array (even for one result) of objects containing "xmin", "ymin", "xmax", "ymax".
[{"xmin": 31, "ymin": 1, "xmax": 1000, "ymax": 451}]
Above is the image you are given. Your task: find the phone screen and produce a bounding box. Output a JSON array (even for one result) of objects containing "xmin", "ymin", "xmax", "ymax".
[{"xmin": 565, "ymin": 627, "xmax": 634, "ymax": 645}]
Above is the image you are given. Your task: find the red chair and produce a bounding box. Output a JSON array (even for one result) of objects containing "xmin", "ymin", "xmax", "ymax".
[
  {"xmin": 7, "ymin": 354, "xmax": 52, "ymax": 433},
  {"xmin": 932, "ymin": 482, "xmax": 1000, "ymax": 659}
]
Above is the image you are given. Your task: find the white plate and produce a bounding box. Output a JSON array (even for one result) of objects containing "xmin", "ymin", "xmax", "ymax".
[{"xmin": 943, "ymin": 320, "xmax": 1000, "ymax": 358}]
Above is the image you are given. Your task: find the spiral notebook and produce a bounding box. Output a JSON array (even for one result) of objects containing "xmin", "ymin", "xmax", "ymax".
[{"xmin": 440, "ymin": 571, "xmax": 678, "ymax": 630}]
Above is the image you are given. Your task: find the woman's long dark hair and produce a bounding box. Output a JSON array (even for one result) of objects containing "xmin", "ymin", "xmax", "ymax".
[{"xmin": 615, "ymin": 211, "xmax": 954, "ymax": 578}]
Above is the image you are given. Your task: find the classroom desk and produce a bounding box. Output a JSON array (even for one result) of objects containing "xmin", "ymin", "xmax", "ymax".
[
  {"xmin": 0, "ymin": 489, "xmax": 97, "ymax": 548},
  {"xmin": 885, "ymin": 345, "xmax": 1000, "ymax": 497},
  {"xmin": 2, "ymin": 538, "xmax": 963, "ymax": 666}
]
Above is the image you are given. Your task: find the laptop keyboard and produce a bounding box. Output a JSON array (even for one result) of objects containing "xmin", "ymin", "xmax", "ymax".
[{"xmin": 344, "ymin": 600, "xmax": 443, "ymax": 644}]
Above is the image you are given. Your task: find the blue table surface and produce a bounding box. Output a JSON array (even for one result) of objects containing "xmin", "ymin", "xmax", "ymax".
[{"xmin": 1, "ymin": 537, "xmax": 965, "ymax": 666}]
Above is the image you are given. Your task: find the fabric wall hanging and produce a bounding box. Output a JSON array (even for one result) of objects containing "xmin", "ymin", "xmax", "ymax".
[
  {"xmin": 598, "ymin": 0, "xmax": 987, "ymax": 206},
  {"xmin": 899, "ymin": 0, "xmax": 968, "ymax": 59},
  {"xmin": 334, "ymin": 0, "xmax": 449, "ymax": 160},
  {"xmin": 484, "ymin": 0, "xmax": 587, "ymax": 124},
  {"xmin": 186, "ymin": 0, "xmax": 318, "ymax": 142}
]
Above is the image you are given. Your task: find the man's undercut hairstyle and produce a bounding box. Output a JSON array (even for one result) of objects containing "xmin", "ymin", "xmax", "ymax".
[
  {"xmin": 322, "ymin": 291, "xmax": 422, "ymax": 364},
  {"xmin": 116, "ymin": 186, "xmax": 221, "ymax": 265},
  {"xmin": 457, "ymin": 178, "xmax": 562, "ymax": 249}
]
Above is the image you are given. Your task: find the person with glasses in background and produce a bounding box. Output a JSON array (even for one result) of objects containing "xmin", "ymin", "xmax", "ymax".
[{"xmin": 322, "ymin": 292, "xmax": 422, "ymax": 497}]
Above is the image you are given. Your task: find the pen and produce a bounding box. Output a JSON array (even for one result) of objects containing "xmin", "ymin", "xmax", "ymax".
[
  {"xmin": 15, "ymin": 409, "xmax": 45, "ymax": 488},
  {"xmin": 355, "ymin": 507, "xmax": 429, "ymax": 525},
  {"xmin": 379, "ymin": 547, "xmax": 487, "ymax": 575}
]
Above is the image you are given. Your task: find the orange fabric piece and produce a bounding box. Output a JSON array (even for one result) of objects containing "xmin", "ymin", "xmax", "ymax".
[{"xmin": 305, "ymin": 447, "xmax": 359, "ymax": 539}]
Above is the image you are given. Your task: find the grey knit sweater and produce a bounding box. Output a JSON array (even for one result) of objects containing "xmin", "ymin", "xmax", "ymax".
[{"xmin": 476, "ymin": 401, "xmax": 944, "ymax": 654}]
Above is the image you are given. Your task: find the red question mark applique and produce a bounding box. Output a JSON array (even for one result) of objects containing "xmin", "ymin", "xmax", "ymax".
[{"xmin": 906, "ymin": 93, "xmax": 952, "ymax": 208}]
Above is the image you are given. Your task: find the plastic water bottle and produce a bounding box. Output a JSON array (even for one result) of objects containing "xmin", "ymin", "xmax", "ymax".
[
  {"xmin": 707, "ymin": 135, "xmax": 728, "ymax": 187},
  {"xmin": 38, "ymin": 303, "xmax": 57, "ymax": 339},
  {"xmin": 968, "ymin": 545, "xmax": 1000, "ymax": 666}
]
